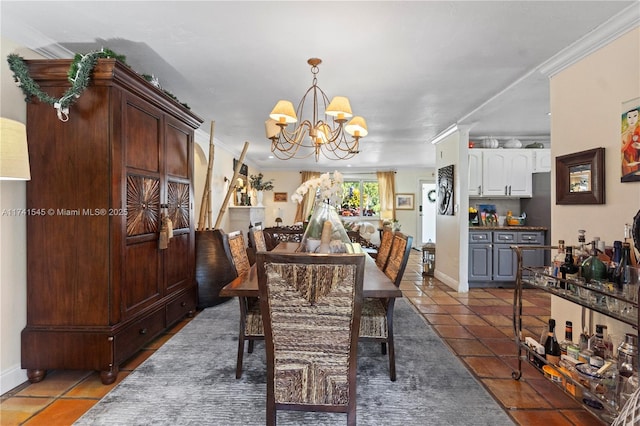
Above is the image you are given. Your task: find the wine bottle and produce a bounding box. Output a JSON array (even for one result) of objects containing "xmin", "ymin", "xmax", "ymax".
[
  {"xmin": 624, "ymin": 223, "xmax": 638, "ymax": 266},
  {"xmin": 560, "ymin": 246, "xmax": 579, "ymax": 288},
  {"xmin": 544, "ymin": 319, "xmax": 561, "ymax": 365},
  {"xmin": 613, "ymin": 242, "xmax": 632, "ymax": 291},
  {"xmin": 560, "ymin": 320, "xmax": 573, "ymax": 356}
]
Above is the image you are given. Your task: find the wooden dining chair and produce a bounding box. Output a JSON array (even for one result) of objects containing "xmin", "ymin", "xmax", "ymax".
[
  {"xmin": 359, "ymin": 232, "xmax": 413, "ymax": 381},
  {"xmin": 228, "ymin": 230, "xmax": 263, "ymax": 379},
  {"xmin": 247, "ymin": 225, "xmax": 268, "ymax": 264},
  {"xmin": 256, "ymin": 252, "xmax": 365, "ymax": 426},
  {"xmin": 375, "ymin": 227, "xmax": 394, "ymax": 271}
]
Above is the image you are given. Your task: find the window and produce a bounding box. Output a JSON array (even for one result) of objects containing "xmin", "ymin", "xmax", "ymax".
[{"xmin": 339, "ymin": 179, "xmax": 380, "ymax": 218}]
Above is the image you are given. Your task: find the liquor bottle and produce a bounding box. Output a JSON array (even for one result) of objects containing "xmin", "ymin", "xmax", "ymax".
[
  {"xmin": 624, "ymin": 223, "xmax": 638, "ymax": 266},
  {"xmin": 609, "ymin": 240, "xmax": 623, "ymax": 281},
  {"xmin": 579, "ymin": 327, "xmax": 590, "ymax": 351},
  {"xmin": 553, "ymin": 240, "xmax": 566, "ymax": 278},
  {"xmin": 613, "ymin": 242, "xmax": 632, "ymax": 291},
  {"xmin": 560, "ymin": 320, "xmax": 573, "ymax": 356},
  {"xmin": 581, "ymin": 241, "xmax": 608, "ymax": 283},
  {"xmin": 602, "ymin": 324, "xmax": 613, "ymax": 359},
  {"xmin": 560, "ymin": 246, "xmax": 579, "ymax": 288},
  {"xmin": 544, "ymin": 319, "xmax": 561, "ymax": 365},
  {"xmin": 591, "ymin": 324, "xmax": 607, "ymax": 359},
  {"xmin": 575, "ymin": 229, "xmax": 590, "ymax": 268}
]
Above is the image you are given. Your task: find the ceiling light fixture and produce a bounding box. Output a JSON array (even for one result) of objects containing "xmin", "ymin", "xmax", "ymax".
[{"xmin": 265, "ymin": 58, "xmax": 367, "ymax": 162}]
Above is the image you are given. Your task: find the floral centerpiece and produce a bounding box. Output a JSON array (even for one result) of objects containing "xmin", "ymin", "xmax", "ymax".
[
  {"xmin": 291, "ymin": 171, "xmax": 351, "ymax": 253},
  {"xmin": 250, "ymin": 173, "xmax": 274, "ymax": 207},
  {"xmin": 249, "ymin": 173, "xmax": 274, "ymax": 191}
]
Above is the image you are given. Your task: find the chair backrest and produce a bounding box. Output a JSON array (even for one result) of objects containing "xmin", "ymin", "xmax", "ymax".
[
  {"xmin": 228, "ymin": 230, "xmax": 251, "ymax": 277},
  {"xmin": 256, "ymin": 252, "xmax": 365, "ymax": 416},
  {"xmin": 249, "ymin": 226, "xmax": 268, "ymax": 252},
  {"xmin": 384, "ymin": 232, "xmax": 413, "ymax": 287},
  {"xmin": 375, "ymin": 228, "xmax": 394, "ymax": 270}
]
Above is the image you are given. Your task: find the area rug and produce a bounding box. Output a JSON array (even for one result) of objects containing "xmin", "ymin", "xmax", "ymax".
[{"xmin": 75, "ymin": 299, "xmax": 514, "ymax": 425}]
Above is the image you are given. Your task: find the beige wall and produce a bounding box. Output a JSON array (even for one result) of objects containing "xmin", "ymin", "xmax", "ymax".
[
  {"xmin": 550, "ymin": 27, "xmax": 640, "ymax": 341},
  {"xmin": 434, "ymin": 130, "xmax": 468, "ymax": 292},
  {"xmin": 0, "ymin": 38, "xmax": 45, "ymax": 393}
]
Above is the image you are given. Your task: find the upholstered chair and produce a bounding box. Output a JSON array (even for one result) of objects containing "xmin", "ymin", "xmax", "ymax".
[
  {"xmin": 256, "ymin": 252, "xmax": 365, "ymax": 426},
  {"xmin": 375, "ymin": 228, "xmax": 394, "ymax": 270},
  {"xmin": 247, "ymin": 226, "xmax": 268, "ymax": 264},
  {"xmin": 228, "ymin": 230, "xmax": 263, "ymax": 379},
  {"xmin": 359, "ymin": 232, "xmax": 413, "ymax": 381}
]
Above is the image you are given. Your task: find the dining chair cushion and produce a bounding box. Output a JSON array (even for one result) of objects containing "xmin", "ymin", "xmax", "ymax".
[
  {"xmin": 359, "ymin": 298, "xmax": 387, "ymax": 338},
  {"xmin": 244, "ymin": 297, "xmax": 264, "ymax": 336}
]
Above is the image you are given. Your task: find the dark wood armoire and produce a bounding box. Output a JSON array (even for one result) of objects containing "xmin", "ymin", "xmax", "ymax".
[{"xmin": 21, "ymin": 59, "xmax": 203, "ymax": 384}]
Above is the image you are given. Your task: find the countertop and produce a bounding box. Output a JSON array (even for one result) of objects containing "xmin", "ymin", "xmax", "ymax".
[{"xmin": 469, "ymin": 226, "xmax": 548, "ymax": 231}]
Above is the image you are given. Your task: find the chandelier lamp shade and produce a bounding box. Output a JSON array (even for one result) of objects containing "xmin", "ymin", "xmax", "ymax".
[{"xmin": 265, "ymin": 58, "xmax": 367, "ymax": 161}]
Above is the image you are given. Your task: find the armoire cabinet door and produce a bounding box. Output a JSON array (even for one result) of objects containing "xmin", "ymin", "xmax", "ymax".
[{"xmin": 123, "ymin": 96, "xmax": 164, "ymax": 317}]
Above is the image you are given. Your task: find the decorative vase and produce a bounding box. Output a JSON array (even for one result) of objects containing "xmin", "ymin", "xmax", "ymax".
[
  {"xmin": 256, "ymin": 190, "xmax": 264, "ymax": 207},
  {"xmin": 301, "ymin": 200, "xmax": 351, "ymax": 253}
]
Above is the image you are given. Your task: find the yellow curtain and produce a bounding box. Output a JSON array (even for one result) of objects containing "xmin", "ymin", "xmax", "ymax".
[
  {"xmin": 294, "ymin": 171, "xmax": 321, "ymax": 223},
  {"xmin": 377, "ymin": 171, "xmax": 396, "ymax": 221}
]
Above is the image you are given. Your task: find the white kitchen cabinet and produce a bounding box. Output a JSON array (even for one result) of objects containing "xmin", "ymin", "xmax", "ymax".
[
  {"xmin": 481, "ymin": 150, "xmax": 533, "ymax": 197},
  {"xmin": 532, "ymin": 148, "xmax": 551, "ymax": 173},
  {"xmin": 468, "ymin": 150, "xmax": 483, "ymax": 196}
]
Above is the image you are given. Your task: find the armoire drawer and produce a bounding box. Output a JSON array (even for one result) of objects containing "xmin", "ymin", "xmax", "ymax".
[
  {"xmin": 166, "ymin": 286, "xmax": 196, "ymax": 326},
  {"xmin": 114, "ymin": 309, "xmax": 165, "ymax": 365}
]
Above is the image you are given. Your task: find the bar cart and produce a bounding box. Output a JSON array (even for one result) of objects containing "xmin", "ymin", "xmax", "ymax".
[{"xmin": 510, "ymin": 245, "xmax": 639, "ymax": 424}]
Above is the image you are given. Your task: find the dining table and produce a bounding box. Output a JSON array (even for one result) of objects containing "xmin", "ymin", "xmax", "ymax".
[{"xmin": 219, "ymin": 242, "xmax": 402, "ymax": 299}]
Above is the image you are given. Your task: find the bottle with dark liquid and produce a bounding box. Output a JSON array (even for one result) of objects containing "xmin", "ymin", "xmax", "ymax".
[
  {"xmin": 560, "ymin": 246, "xmax": 579, "ymax": 289},
  {"xmin": 613, "ymin": 242, "xmax": 632, "ymax": 291},
  {"xmin": 544, "ymin": 319, "xmax": 561, "ymax": 365}
]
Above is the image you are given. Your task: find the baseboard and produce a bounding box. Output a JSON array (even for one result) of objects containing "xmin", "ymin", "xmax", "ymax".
[{"xmin": 1, "ymin": 364, "xmax": 28, "ymax": 395}]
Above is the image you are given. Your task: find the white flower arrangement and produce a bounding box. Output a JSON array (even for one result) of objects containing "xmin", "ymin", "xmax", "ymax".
[{"xmin": 291, "ymin": 170, "xmax": 344, "ymax": 205}]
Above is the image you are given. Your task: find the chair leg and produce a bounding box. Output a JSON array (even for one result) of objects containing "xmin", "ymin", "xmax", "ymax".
[
  {"xmin": 380, "ymin": 342, "xmax": 386, "ymax": 355},
  {"xmin": 248, "ymin": 340, "xmax": 254, "ymax": 353},
  {"xmin": 236, "ymin": 330, "xmax": 245, "ymax": 379},
  {"xmin": 266, "ymin": 400, "xmax": 276, "ymax": 426},
  {"xmin": 347, "ymin": 408, "xmax": 356, "ymax": 426},
  {"xmin": 386, "ymin": 300, "xmax": 397, "ymax": 381}
]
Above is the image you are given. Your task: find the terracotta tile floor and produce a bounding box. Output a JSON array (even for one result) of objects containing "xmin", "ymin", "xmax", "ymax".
[{"xmin": 1, "ymin": 250, "xmax": 606, "ymax": 425}]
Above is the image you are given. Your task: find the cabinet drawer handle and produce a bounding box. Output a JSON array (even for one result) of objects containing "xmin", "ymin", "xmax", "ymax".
[
  {"xmin": 181, "ymin": 301, "xmax": 187, "ymax": 307},
  {"xmin": 139, "ymin": 328, "xmax": 148, "ymax": 335},
  {"xmin": 478, "ymin": 185, "xmax": 481, "ymax": 194}
]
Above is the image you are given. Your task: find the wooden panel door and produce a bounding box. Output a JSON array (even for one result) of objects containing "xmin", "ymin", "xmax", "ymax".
[
  {"xmin": 123, "ymin": 96, "xmax": 163, "ymax": 317},
  {"xmin": 164, "ymin": 118, "xmax": 194, "ymax": 295}
]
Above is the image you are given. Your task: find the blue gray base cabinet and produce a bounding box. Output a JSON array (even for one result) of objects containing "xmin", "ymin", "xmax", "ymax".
[{"xmin": 469, "ymin": 229, "xmax": 545, "ymax": 284}]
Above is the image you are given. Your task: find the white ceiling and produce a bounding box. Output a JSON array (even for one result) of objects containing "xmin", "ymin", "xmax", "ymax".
[{"xmin": 2, "ymin": 1, "xmax": 638, "ymax": 171}]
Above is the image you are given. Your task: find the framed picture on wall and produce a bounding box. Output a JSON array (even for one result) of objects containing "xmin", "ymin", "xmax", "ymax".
[
  {"xmin": 273, "ymin": 192, "xmax": 288, "ymax": 202},
  {"xmin": 621, "ymin": 98, "xmax": 640, "ymax": 182},
  {"xmin": 395, "ymin": 193, "xmax": 414, "ymax": 210},
  {"xmin": 437, "ymin": 164, "xmax": 455, "ymax": 215}
]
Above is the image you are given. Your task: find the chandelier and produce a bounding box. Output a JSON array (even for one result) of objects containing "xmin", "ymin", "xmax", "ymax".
[{"xmin": 265, "ymin": 58, "xmax": 368, "ymax": 162}]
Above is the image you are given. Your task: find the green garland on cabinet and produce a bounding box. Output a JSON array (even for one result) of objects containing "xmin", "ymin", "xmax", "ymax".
[{"xmin": 7, "ymin": 48, "xmax": 189, "ymax": 122}]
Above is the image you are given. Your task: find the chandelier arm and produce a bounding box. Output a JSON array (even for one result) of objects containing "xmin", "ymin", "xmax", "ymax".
[{"xmin": 267, "ymin": 58, "xmax": 365, "ymax": 162}]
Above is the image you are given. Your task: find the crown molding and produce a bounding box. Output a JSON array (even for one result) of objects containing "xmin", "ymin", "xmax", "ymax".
[
  {"xmin": 2, "ymin": 20, "xmax": 74, "ymax": 59},
  {"xmin": 539, "ymin": 3, "xmax": 640, "ymax": 77}
]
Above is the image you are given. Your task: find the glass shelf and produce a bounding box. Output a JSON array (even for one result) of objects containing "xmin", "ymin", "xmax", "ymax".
[{"xmin": 510, "ymin": 244, "xmax": 639, "ymax": 424}]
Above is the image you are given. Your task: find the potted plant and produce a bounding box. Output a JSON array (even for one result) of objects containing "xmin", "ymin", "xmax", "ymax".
[{"xmin": 249, "ymin": 173, "xmax": 275, "ymax": 207}]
